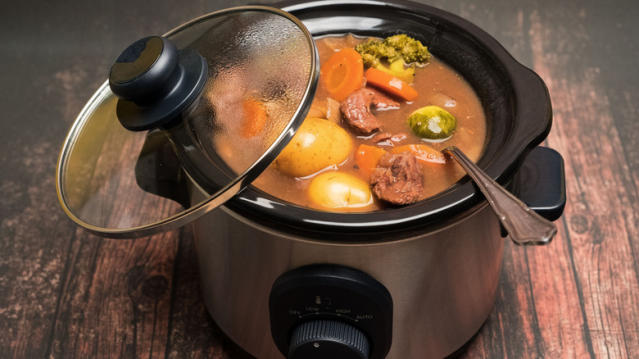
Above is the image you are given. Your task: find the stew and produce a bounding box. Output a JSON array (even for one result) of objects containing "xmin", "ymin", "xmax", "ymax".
[{"xmin": 209, "ymin": 34, "xmax": 486, "ymax": 212}]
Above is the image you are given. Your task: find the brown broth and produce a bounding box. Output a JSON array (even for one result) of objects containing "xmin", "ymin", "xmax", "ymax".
[{"xmin": 218, "ymin": 34, "xmax": 486, "ymax": 212}]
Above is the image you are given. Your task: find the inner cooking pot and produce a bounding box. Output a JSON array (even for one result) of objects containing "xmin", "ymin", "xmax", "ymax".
[{"xmin": 165, "ymin": 0, "xmax": 553, "ymax": 242}]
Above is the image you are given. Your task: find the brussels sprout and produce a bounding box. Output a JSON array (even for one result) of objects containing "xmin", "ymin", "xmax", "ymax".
[{"xmin": 407, "ymin": 105, "xmax": 457, "ymax": 140}]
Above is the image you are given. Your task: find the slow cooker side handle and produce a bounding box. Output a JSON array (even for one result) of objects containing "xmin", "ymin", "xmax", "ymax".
[{"xmin": 512, "ymin": 146, "xmax": 566, "ymax": 221}]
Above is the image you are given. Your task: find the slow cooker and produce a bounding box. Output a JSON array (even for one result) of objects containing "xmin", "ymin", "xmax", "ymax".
[{"xmin": 56, "ymin": 1, "xmax": 566, "ymax": 358}]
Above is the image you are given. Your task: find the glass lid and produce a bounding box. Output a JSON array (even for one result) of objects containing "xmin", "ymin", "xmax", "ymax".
[{"xmin": 56, "ymin": 6, "xmax": 318, "ymax": 238}]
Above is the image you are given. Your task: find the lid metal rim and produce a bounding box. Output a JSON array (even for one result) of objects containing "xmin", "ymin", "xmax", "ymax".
[{"xmin": 56, "ymin": 5, "xmax": 319, "ymax": 238}]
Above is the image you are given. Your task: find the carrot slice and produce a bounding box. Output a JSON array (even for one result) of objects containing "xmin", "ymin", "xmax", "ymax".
[
  {"xmin": 365, "ymin": 67, "xmax": 418, "ymax": 101},
  {"xmin": 321, "ymin": 48, "xmax": 364, "ymax": 101},
  {"xmin": 355, "ymin": 144, "xmax": 388, "ymax": 178},
  {"xmin": 391, "ymin": 144, "xmax": 446, "ymax": 165},
  {"xmin": 241, "ymin": 98, "xmax": 267, "ymax": 138}
]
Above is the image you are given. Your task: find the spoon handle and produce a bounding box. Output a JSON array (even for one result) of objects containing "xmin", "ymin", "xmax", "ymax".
[{"xmin": 443, "ymin": 146, "xmax": 557, "ymax": 245}]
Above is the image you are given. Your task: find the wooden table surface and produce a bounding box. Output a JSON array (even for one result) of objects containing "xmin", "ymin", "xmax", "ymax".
[{"xmin": 2, "ymin": 0, "xmax": 639, "ymax": 357}]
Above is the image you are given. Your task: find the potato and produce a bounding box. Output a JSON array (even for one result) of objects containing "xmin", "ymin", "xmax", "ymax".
[
  {"xmin": 308, "ymin": 172, "xmax": 373, "ymax": 209},
  {"xmin": 275, "ymin": 117, "xmax": 352, "ymax": 177}
]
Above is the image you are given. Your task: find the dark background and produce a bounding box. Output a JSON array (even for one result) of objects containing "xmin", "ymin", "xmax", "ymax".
[{"xmin": 2, "ymin": 0, "xmax": 639, "ymax": 357}]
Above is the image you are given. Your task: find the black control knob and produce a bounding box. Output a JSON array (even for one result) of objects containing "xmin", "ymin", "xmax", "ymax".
[
  {"xmin": 109, "ymin": 36, "xmax": 208, "ymax": 131},
  {"xmin": 288, "ymin": 320, "xmax": 370, "ymax": 359},
  {"xmin": 270, "ymin": 265, "xmax": 393, "ymax": 359}
]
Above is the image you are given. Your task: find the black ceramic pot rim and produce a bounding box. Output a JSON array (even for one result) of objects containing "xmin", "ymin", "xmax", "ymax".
[{"xmin": 217, "ymin": 0, "xmax": 552, "ymax": 242}]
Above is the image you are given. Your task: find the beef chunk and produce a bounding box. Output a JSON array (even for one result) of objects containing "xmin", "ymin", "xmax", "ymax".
[
  {"xmin": 370, "ymin": 153, "xmax": 424, "ymax": 205},
  {"xmin": 340, "ymin": 88, "xmax": 399, "ymax": 134}
]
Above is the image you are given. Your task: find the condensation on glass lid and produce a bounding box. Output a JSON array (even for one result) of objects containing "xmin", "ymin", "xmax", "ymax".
[{"xmin": 195, "ymin": 12, "xmax": 313, "ymax": 175}]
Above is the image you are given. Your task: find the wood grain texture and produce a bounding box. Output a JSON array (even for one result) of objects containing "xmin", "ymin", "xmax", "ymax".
[{"xmin": 2, "ymin": 0, "xmax": 639, "ymax": 358}]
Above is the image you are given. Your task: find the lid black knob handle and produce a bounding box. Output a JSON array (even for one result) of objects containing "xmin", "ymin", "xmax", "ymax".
[
  {"xmin": 288, "ymin": 320, "xmax": 370, "ymax": 359},
  {"xmin": 109, "ymin": 36, "xmax": 208, "ymax": 131},
  {"xmin": 109, "ymin": 36, "xmax": 179, "ymax": 105}
]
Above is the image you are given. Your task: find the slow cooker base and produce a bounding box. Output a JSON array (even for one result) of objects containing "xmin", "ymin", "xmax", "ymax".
[{"xmin": 192, "ymin": 201, "xmax": 503, "ymax": 359}]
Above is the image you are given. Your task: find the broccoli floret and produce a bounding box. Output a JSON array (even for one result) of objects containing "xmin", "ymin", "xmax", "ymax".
[
  {"xmin": 355, "ymin": 34, "xmax": 431, "ymax": 67},
  {"xmin": 356, "ymin": 39, "xmax": 398, "ymax": 67},
  {"xmin": 384, "ymin": 34, "xmax": 431, "ymax": 64},
  {"xmin": 360, "ymin": 52, "xmax": 381, "ymax": 68}
]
